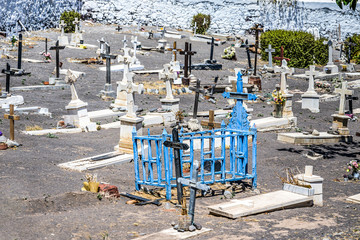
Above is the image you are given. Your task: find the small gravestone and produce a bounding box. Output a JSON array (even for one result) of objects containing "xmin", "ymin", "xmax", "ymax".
[
  {"xmin": 301, "ymin": 65, "xmax": 320, "ymax": 113},
  {"xmin": 332, "ymin": 81, "xmax": 353, "ymax": 135},
  {"xmin": 274, "ymin": 60, "xmax": 294, "ymax": 117},
  {"xmin": 64, "ymin": 70, "xmax": 96, "ymax": 131},
  {"xmin": 265, "ymin": 44, "xmax": 275, "ymax": 71},
  {"xmin": 323, "ymin": 39, "xmax": 338, "ymax": 74},
  {"xmin": 70, "ymin": 18, "xmax": 83, "ymax": 46},
  {"xmin": 159, "ymin": 64, "xmax": 180, "ymax": 112},
  {"xmin": 58, "ymin": 20, "xmax": 69, "ymax": 46}
]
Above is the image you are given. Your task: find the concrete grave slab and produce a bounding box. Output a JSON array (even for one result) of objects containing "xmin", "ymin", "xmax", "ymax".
[
  {"xmin": 23, "ymin": 128, "xmax": 83, "ymax": 136},
  {"xmin": 99, "ymin": 64, "xmax": 144, "ymax": 72},
  {"xmin": 208, "ymin": 190, "xmax": 313, "ymax": 219},
  {"xmin": 277, "ymin": 132, "xmax": 352, "ymax": 145},
  {"xmin": 11, "ymin": 84, "xmax": 70, "ymax": 91},
  {"xmin": 251, "ymin": 117, "xmax": 297, "ymax": 132},
  {"xmin": 58, "ymin": 151, "xmax": 132, "ymax": 172},
  {"xmin": 88, "ymin": 109, "xmax": 124, "ymax": 120},
  {"xmin": 346, "ymin": 193, "xmax": 360, "ymax": 204},
  {"xmin": 134, "ymin": 227, "xmax": 212, "ymax": 240}
]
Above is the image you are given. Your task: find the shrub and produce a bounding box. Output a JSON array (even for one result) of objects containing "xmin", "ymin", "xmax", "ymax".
[
  {"xmin": 60, "ymin": 10, "xmax": 81, "ymax": 33},
  {"xmin": 191, "ymin": 13, "xmax": 211, "ymax": 35},
  {"xmin": 345, "ymin": 34, "xmax": 360, "ymax": 64},
  {"xmin": 260, "ymin": 30, "xmax": 328, "ymax": 68}
]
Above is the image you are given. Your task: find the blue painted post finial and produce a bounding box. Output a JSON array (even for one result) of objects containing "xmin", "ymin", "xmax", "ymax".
[{"xmin": 236, "ymin": 71, "xmax": 243, "ymax": 93}]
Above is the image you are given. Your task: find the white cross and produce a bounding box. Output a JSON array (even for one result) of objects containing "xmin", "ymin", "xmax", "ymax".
[
  {"xmin": 118, "ymin": 72, "xmax": 144, "ymax": 118},
  {"xmin": 305, "ymin": 65, "xmax": 319, "ymax": 94},
  {"xmin": 323, "ymin": 39, "xmax": 333, "ymax": 65},
  {"xmin": 194, "ymin": 22, "xmax": 197, "ymax": 36},
  {"xmin": 118, "ymin": 48, "xmax": 134, "ymax": 82},
  {"xmin": 122, "ymin": 35, "xmax": 127, "ymax": 49},
  {"xmin": 59, "ymin": 20, "xmax": 66, "ymax": 36},
  {"xmin": 274, "ymin": 59, "xmax": 294, "ymax": 94},
  {"xmin": 159, "ymin": 64, "xmax": 177, "ymax": 100},
  {"xmin": 73, "ymin": 18, "xmax": 80, "ymax": 34},
  {"xmin": 335, "ymin": 81, "xmax": 353, "ymax": 115},
  {"xmin": 131, "ymin": 36, "xmax": 138, "ymax": 59},
  {"xmin": 97, "ymin": 37, "xmax": 105, "ymax": 55},
  {"xmin": 265, "ymin": 44, "xmax": 275, "ymax": 68}
]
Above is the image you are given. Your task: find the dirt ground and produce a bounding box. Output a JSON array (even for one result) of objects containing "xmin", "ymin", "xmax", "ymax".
[{"xmin": 0, "ymin": 23, "xmax": 360, "ymax": 240}]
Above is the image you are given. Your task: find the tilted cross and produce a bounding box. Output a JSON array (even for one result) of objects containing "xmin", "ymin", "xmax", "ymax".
[
  {"xmin": 250, "ymin": 24, "xmax": 263, "ymax": 75},
  {"xmin": 163, "ymin": 127, "xmax": 189, "ymax": 205},
  {"xmin": 159, "ymin": 64, "xmax": 177, "ymax": 100},
  {"xmin": 242, "ymin": 39, "xmax": 252, "ymax": 69},
  {"xmin": 167, "ymin": 41, "xmax": 182, "ymax": 62},
  {"xmin": 59, "ymin": 20, "xmax": 66, "ymax": 36},
  {"xmin": 323, "ymin": 39, "xmax": 333, "ymax": 65},
  {"xmin": 49, "ymin": 40, "xmax": 65, "ymax": 79},
  {"xmin": 265, "ymin": 44, "xmax": 275, "ymax": 68},
  {"xmin": 344, "ymin": 39, "xmax": 356, "ymax": 64},
  {"xmin": 206, "ymin": 37, "xmax": 219, "ymax": 62},
  {"xmin": 222, "ymin": 71, "xmax": 257, "ymax": 130},
  {"xmin": 4, "ymin": 104, "xmax": 20, "ymax": 141},
  {"xmin": 274, "ymin": 59, "xmax": 294, "ymax": 94},
  {"xmin": 1, "ymin": 63, "xmax": 15, "ymax": 94},
  {"xmin": 189, "ymin": 79, "xmax": 205, "ymax": 119},
  {"xmin": 177, "ymin": 160, "xmax": 210, "ymax": 230},
  {"xmin": 100, "ymin": 43, "xmax": 117, "ymax": 84},
  {"xmin": 305, "ymin": 65, "xmax": 319, "ymax": 94},
  {"xmin": 73, "ymin": 18, "xmax": 80, "ymax": 33},
  {"xmin": 274, "ymin": 46, "xmax": 290, "ymax": 66},
  {"xmin": 180, "ymin": 42, "xmax": 197, "ymax": 85},
  {"xmin": 17, "ymin": 33, "xmax": 23, "ymax": 70},
  {"xmin": 118, "ymin": 72, "xmax": 144, "ymax": 118},
  {"xmin": 335, "ymin": 81, "xmax": 353, "ymax": 115}
]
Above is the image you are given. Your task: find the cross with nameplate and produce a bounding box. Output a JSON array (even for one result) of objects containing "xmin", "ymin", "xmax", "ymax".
[
  {"xmin": 323, "ymin": 39, "xmax": 334, "ymax": 65},
  {"xmin": 59, "ymin": 20, "xmax": 66, "ymax": 36},
  {"xmin": 49, "ymin": 40, "xmax": 65, "ymax": 79},
  {"xmin": 180, "ymin": 42, "xmax": 197, "ymax": 85},
  {"xmin": 335, "ymin": 81, "xmax": 353, "ymax": 115},
  {"xmin": 100, "ymin": 43, "xmax": 117, "ymax": 85},
  {"xmin": 167, "ymin": 41, "xmax": 182, "ymax": 62},
  {"xmin": 73, "ymin": 18, "xmax": 80, "ymax": 34},
  {"xmin": 189, "ymin": 79, "xmax": 205, "ymax": 119},
  {"xmin": 4, "ymin": 104, "xmax": 20, "ymax": 141},
  {"xmin": 265, "ymin": 44, "xmax": 275, "ymax": 68},
  {"xmin": 1, "ymin": 63, "xmax": 15, "ymax": 94},
  {"xmin": 222, "ymin": 71, "xmax": 257, "ymax": 130}
]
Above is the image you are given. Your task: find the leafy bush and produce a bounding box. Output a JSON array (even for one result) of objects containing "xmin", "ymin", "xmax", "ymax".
[
  {"xmin": 60, "ymin": 10, "xmax": 81, "ymax": 33},
  {"xmin": 260, "ymin": 30, "xmax": 328, "ymax": 68},
  {"xmin": 345, "ymin": 34, "xmax": 360, "ymax": 64},
  {"xmin": 191, "ymin": 13, "xmax": 211, "ymax": 35}
]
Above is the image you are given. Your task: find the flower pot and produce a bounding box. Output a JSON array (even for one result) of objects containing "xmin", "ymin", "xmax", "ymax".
[
  {"xmin": 0, "ymin": 143, "xmax": 8, "ymax": 150},
  {"xmin": 273, "ymin": 104, "xmax": 283, "ymax": 118},
  {"xmin": 89, "ymin": 182, "xmax": 100, "ymax": 193},
  {"xmin": 354, "ymin": 172, "xmax": 360, "ymax": 180}
]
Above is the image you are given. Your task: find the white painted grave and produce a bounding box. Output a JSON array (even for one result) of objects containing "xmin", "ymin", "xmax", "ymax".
[{"xmin": 301, "ymin": 65, "xmax": 320, "ymax": 113}]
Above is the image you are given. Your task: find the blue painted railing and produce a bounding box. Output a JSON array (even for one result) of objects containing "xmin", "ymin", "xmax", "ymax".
[{"xmin": 132, "ymin": 124, "xmax": 257, "ymax": 200}]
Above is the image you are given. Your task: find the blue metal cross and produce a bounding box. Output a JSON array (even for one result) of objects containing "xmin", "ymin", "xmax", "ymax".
[{"xmin": 222, "ymin": 71, "xmax": 257, "ymax": 130}]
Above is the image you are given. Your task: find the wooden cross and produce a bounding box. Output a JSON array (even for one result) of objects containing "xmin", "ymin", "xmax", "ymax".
[
  {"xmin": 100, "ymin": 43, "xmax": 117, "ymax": 85},
  {"xmin": 2, "ymin": 63, "xmax": 15, "ymax": 94},
  {"xmin": 167, "ymin": 41, "xmax": 182, "ymax": 62},
  {"xmin": 4, "ymin": 104, "xmax": 20, "ymax": 141},
  {"xmin": 274, "ymin": 46, "xmax": 290, "ymax": 66},
  {"xmin": 49, "ymin": 40, "xmax": 65, "ymax": 78},
  {"xmin": 180, "ymin": 42, "xmax": 196, "ymax": 85},
  {"xmin": 335, "ymin": 81, "xmax": 353, "ymax": 115},
  {"xmin": 59, "ymin": 20, "xmax": 66, "ymax": 36},
  {"xmin": 250, "ymin": 24, "xmax": 263, "ymax": 75},
  {"xmin": 265, "ymin": 44, "xmax": 275, "ymax": 68},
  {"xmin": 189, "ymin": 79, "xmax": 205, "ymax": 119},
  {"xmin": 201, "ymin": 110, "xmax": 221, "ymax": 149}
]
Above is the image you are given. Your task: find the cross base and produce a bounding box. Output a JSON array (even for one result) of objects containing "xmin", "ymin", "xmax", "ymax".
[
  {"xmin": 70, "ymin": 33, "xmax": 83, "ymax": 46},
  {"xmin": 99, "ymin": 83, "xmax": 116, "ymax": 101},
  {"xmin": 249, "ymin": 75, "xmax": 261, "ymax": 90},
  {"xmin": 323, "ymin": 64, "xmax": 338, "ymax": 74},
  {"xmin": 187, "ymin": 118, "xmax": 203, "ymax": 132},
  {"xmin": 58, "ymin": 36, "xmax": 69, "ymax": 46},
  {"xmin": 332, "ymin": 114, "xmax": 350, "ymax": 135},
  {"xmin": 160, "ymin": 98, "xmax": 180, "ymax": 112},
  {"xmin": 49, "ymin": 77, "xmax": 65, "ymax": 85},
  {"xmin": 115, "ymin": 115, "xmax": 144, "ymax": 154},
  {"xmin": 301, "ymin": 93, "xmax": 320, "ymax": 113}
]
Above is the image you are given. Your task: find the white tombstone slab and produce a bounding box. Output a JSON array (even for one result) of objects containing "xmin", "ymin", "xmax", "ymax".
[
  {"xmin": 332, "ymin": 81, "xmax": 353, "ymax": 135},
  {"xmin": 159, "ymin": 64, "xmax": 180, "ymax": 112},
  {"xmin": 58, "ymin": 20, "xmax": 69, "ymax": 46},
  {"xmin": 301, "ymin": 65, "xmax": 320, "ymax": 113}
]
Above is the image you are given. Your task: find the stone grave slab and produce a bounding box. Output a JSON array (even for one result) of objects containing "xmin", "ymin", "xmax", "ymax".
[
  {"xmin": 11, "ymin": 84, "xmax": 70, "ymax": 91},
  {"xmin": 99, "ymin": 64, "xmax": 144, "ymax": 72},
  {"xmin": 100, "ymin": 121, "xmax": 121, "ymax": 129},
  {"xmin": 58, "ymin": 151, "xmax": 132, "ymax": 172},
  {"xmin": 0, "ymin": 95, "xmax": 24, "ymax": 106},
  {"xmin": 345, "ymin": 72, "xmax": 360, "ymax": 79},
  {"xmin": 251, "ymin": 116, "xmax": 297, "ymax": 132},
  {"xmin": 346, "ymin": 193, "xmax": 360, "ymax": 204},
  {"xmin": 189, "ymin": 109, "xmax": 232, "ymax": 117},
  {"xmin": 208, "ymin": 190, "xmax": 313, "ymax": 219},
  {"xmin": 277, "ymin": 132, "xmax": 352, "ymax": 145},
  {"xmin": 23, "ymin": 128, "xmax": 82, "ymax": 136},
  {"xmin": 134, "ymin": 227, "xmax": 212, "ymax": 240},
  {"xmin": 88, "ymin": 109, "xmax": 124, "ymax": 121},
  {"xmin": 133, "ymin": 69, "xmax": 162, "ymax": 74}
]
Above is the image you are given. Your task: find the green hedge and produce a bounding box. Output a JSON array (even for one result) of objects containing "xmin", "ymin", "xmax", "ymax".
[
  {"xmin": 60, "ymin": 10, "xmax": 81, "ymax": 33},
  {"xmin": 190, "ymin": 13, "xmax": 211, "ymax": 35},
  {"xmin": 260, "ymin": 30, "xmax": 328, "ymax": 68},
  {"xmin": 345, "ymin": 34, "xmax": 360, "ymax": 64}
]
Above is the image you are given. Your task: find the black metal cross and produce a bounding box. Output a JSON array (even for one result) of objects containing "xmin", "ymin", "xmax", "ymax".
[
  {"xmin": 180, "ymin": 42, "xmax": 197, "ymax": 85},
  {"xmin": 189, "ymin": 79, "xmax": 205, "ymax": 119},
  {"xmin": 345, "ymin": 39, "xmax": 356, "ymax": 64},
  {"xmin": 189, "ymin": 43, "xmax": 193, "ymax": 74},
  {"xmin": 17, "ymin": 33, "xmax": 23, "ymax": 70},
  {"xmin": 100, "ymin": 43, "xmax": 117, "ymax": 85},
  {"xmin": 115, "ymin": 25, "xmax": 122, "ymax": 32},
  {"xmin": 206, "ymin": 37, "xmax": 218, "ymax": 63},
  {"xmin": 49, "ymin": 40, "xmax": 65, "ymax": 79},
  {"xmin": 241, "ymin": 39, "xmax": 252, "ymax": 70},
  {"xmin": 250, "ymin": 24, "xmax": 263, "ymax": 76},
  {"xmin": 44, "ymin": 38, "xmax": 48, "ymax": 54},
  {"xmin": 1, "ymin": 63, "xmax": 15, "ymax": 94},
  {"xmin": 346, "ymin": 95, "xmax": 358, "ymax": 115},
  {"xmin": 163, "ymin": 128, "xmax": 189, "ymax": 205}
]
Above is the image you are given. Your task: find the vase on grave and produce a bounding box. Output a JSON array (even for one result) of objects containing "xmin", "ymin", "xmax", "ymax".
[{"xmin": 273, "ymin": 104, "xmax": 284, "ymax": 118}]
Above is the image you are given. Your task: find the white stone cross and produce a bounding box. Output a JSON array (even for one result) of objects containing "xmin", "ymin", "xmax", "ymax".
[
  {"xmin": 119, "ymin": 48, "xmax": 134, "ymax": 82},
  {"xmin": 123, "ymin": 35, "xmax": 127, "ymax": 49},
  {"xmin": 335, "ymin": 81, "xmax": 353, "ymax": 115},
  {"xmin": 59, "ymin": 20, "xmax": 66, "ymax": 36},
  {"xmin": 97, "ymin": 37, "xmax": 105, "ymax": 55},
  {"xmin": 131, "ymin": 36, "xmax": 138, "ymax": 59},
  {"xmin": 323, "ymin": 39, "xmax": 333, "ymax": 65},
  {"xmin": 159, "ymin": 64, "xmax": 177, "ymax": 100},
  {"xmin": 118, "ymin": 72, "xmax": 144, "ymax": 118},
  {"xmin": 65, "ymin": 69, "xmax": 87, "ymax": 107},
  {"xmin": 274, "ymin": 59, "xmax": 294, "ymax": 94},
  {"xmin": 305, "ymin": 65, "xmax": 319, "ymax": 94},
  {"xmin": 265, "ymin": 44, "xmax": 275, "ymax": 68},
  {"xmin": 73, "ymin": 18, "xmax": 80, "ymax": 34},
  {"xmin": 194, "ymin": 22, "xmax": 197, "ymax": 36}
]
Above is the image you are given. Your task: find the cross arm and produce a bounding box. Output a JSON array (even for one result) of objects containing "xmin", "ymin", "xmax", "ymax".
[
  {"xmin": 189, "ymin": 86, "xmax": 205, "ymax": 94},
  {"xmin": 49, "ymin": 46, "xmax": 66, "ymax": 50},
  {"xmin": 200, "ymin": 120, "xmax": 221, "ymax": 128},
  {"xmin": 177, "ymin": 178, "xmax": 210, "ymax": 192},
  {"xmin": 222, "ymin": 92, "xmax": 257, "ymax": 101},
  {"xmin": 4, "ymin": 114, "xmax": 20, "ymax": 120},
  {"xmin": 163, "ymin": 140, "xmax": 189, "ymax": 150}
]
